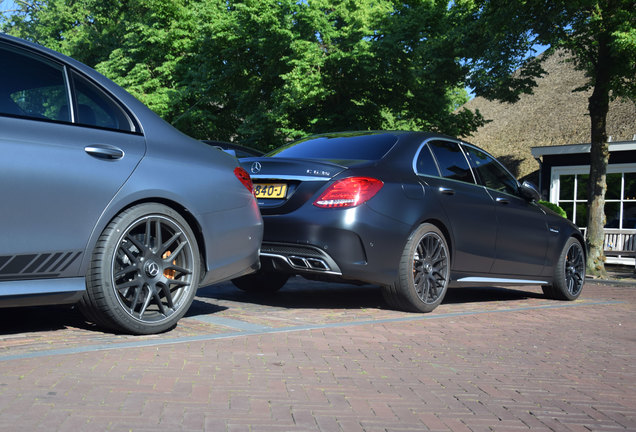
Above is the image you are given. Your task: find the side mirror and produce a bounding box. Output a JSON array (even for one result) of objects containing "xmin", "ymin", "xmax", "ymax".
[{"xmin": 519, "ymin": 180, "xmax": 540, "ymax": 202}]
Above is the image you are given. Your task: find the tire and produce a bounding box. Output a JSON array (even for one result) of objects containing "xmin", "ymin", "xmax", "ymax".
[
  {"xmin": 231, "ymin": 270, "xmax": 289, "ymax": 293},
  {"xmin": 543, "ymin": 237, "xmax": 585, "ymax": 301},
  {"xmin": 382, "ymin": 223, "xmax": 450, "ymax": 313},
  {"xmin": 78, "ymin": 203, "xmax": 200, "ymax": 334}
]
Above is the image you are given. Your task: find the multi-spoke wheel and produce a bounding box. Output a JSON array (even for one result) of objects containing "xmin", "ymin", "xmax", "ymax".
[
  {"xmin": 543, "ymin": 237, "xmax": 585, "ymax": 301},
  {"xmin": 382, "ymin": 223, "xmax": 450, "ymax": 313},
  {"xmin": 79, "ymin": 203, "xmax": 200, "ymax": 334}
]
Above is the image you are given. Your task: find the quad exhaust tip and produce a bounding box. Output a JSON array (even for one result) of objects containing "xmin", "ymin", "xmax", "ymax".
[
  {"xmin": 288, "ymin": 255, "xmax": 330, "ymax": 271},
  {"xmin": 260, "ymin": 243, "xmax": 342, "ymax": 275}
]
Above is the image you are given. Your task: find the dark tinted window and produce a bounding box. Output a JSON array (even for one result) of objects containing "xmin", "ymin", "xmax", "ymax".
[
  {"xmin": 428, "ymin": 140, "xmax": 474, "ymax": 183},
  {"xmin": 0, "ymin": 44, "xmax": 70, "ymax": 121},
  {"xmin": 464, "ymin": 146, "xmax": 518, "ymax": 195},
  {"xmin": 71, "ymin": 71, "xmax": 134, "ymax": 132},
  {"xmin": 414, "ymin": 144, "xmax": 440, "ymax": 176},
  {"xmin": 269, "ymin": 133, "xmax": 397, "ymax": 160}
]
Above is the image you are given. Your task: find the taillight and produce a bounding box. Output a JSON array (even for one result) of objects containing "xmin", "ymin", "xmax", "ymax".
[
  {"xmin": 234, "ymin": 167, "xmax": 254, "ymax": 194},
  {"xmin": 313, "ymin": 177, "xmax": 383, "ymax": 208}
]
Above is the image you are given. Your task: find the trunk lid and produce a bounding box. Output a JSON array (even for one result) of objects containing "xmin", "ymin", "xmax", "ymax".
[{"xmin": 240, "ymin": 158, "xmax": 353, "ymax": 214}]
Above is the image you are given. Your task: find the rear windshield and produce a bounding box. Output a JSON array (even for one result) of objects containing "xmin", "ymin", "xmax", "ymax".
[{"xmin": 269, "ymin": 133, "xmax": 398, "ymax": 160}]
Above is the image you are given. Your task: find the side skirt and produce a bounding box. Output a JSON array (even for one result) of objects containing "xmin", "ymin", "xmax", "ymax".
[
  {"xmin": 0, "ymin": 277, "xmax": 85, "ymax": 308},
  {"xmin": 452, "ymin": 276, "xmax": 548, "ymax": 287}
]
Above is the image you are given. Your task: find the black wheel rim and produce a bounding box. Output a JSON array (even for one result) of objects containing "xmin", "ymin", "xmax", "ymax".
[
  {"xmin": 565, "ymin": 242, "xmax": 585, "ymax": 297},
  {"xmin": 111, "ymin": 215, "xmax": 195, "ymax": 324},
  {"xmin": 413, "ymin": 232, "xmax": 449, "ymax": 304}
]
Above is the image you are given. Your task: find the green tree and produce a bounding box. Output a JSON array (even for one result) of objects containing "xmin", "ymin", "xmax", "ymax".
[
  {"xmin": 174, "ymin": 0, "xmax": 484, "ymax": 147},
  {"xmin": 1, "ymin": 0, "xmax": 197, "ymax": 118},
  {"xmin": 2, "ymin": 0, "xmax": 485, "ymax": 149},
  {"xmin": 455, "ymin": 0, "xmax": 636, "ymax": 277}
]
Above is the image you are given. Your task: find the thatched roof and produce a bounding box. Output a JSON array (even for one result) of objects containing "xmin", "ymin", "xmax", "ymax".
[{"xmin": 461, "ymin": 50, "xmax": 636, "ymax": 181}]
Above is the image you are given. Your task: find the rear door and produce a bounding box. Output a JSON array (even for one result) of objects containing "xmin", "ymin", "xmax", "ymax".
[
  {"xmin": 419, "ymin": 140, "xmax": 498, "ymax": 274},
  {"xmin": 0, "ymin": 41, "xmax": 145, "ymax": 280}
]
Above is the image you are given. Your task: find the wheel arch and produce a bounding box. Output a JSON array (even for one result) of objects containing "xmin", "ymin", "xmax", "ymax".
[
  {"xmin": 572, "ymin": 231, "xmax": 587, "ymax": 261},
  {"xmin": 124, "ymin": 197, "xmax": 207, "ymax": 265},
  {"xmin": 80, "ymin": 196, "xmax": 208, "ymax": 278},
  {"xmin": 418, "ymin": 218, "xmax": 453, "ymax": 260}
]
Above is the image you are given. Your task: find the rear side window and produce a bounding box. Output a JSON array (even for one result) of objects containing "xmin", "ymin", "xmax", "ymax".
[
  {"xmin": 71, "ymin": 71, "xmax": 134, "ymax": 131},
  {"xmin": 414, "ymin": 143, "xmax": 440, "ymax": 176},
  {"xmin": 428, "ymin": 140, "xmax": 475, "ymax": 184},
  {"xmin": 464, "ymin": 146, "xmax": 519, "ymax": 195},
  {"xmin": 0, "ymin": 44, "xmax": 70, "ymax": 121},
  {"xmin": 269, "ymin": 133, "xmax": 397, "ymax": 160}
]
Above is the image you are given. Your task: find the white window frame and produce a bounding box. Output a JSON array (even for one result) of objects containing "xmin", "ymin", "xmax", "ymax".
[
  {"xmin": 551, "ymin": 164, "xmax": 636, "ymax": 214},
  {"xmin": 550, "ymin": 163, "xmax": 636, "ymax": 265}
]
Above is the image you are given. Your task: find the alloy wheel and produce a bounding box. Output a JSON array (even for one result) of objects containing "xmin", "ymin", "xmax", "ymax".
[
  {"xmin": 112, "ymin": 215, "xmax": 196, "ymax": 324},
  {"xmin": 412, "ymin": 232, "xmax": 449, "ymax": 304},
  {"xmin": 565, "ymin": 242, "xmax": 585, "ymax": 297}
]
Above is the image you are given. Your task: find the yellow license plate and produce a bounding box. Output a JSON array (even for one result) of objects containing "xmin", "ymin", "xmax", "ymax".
[{"xmin": 254, "ymin": 183, "xmax": 287, "ymax": 199}]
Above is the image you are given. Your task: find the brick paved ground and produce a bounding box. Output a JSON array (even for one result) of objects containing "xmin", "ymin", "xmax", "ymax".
[{"xmin": 0, "ymin": 276, "xmax": 634, "ymax": 431}]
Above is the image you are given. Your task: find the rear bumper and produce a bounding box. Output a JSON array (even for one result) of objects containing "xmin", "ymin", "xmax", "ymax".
[
  {"xmin": 261, "ymin": 205, "xmax": 411, "ymax": 286},
  {"xmin": 199, "ymin": 201, "xmax": 264, "ymax": 286}
]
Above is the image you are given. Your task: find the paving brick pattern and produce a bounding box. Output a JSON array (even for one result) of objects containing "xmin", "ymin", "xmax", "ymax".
[{"xmin": 0, "ymin": 279, "xmax": 634, "ymax": 431}]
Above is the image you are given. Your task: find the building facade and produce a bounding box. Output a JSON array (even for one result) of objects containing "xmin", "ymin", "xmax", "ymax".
[{"xmin": 531, "ymin": 140, "xmax": 636, "ymax": 265}]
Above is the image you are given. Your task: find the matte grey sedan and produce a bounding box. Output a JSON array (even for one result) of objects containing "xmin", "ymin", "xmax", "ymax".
[
  {"xmin": 234, "ymin": 131, "xmax": 586, "ymax": 313},
  {"xmin": 0, "ymin": 34, "xmax": 263, "ymax": 334}
]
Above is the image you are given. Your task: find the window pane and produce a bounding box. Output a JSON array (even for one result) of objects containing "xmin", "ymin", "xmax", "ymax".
[
  {"xmin": 575, "ymin": 203, "xmax": 588, "ymax": 228},
  {"xmin": 606, "ymin": 173, "xmax": 621, "ymax": 200},
  {"xmin": 623, "ymin": 202, "xmax": 636, "ymax": 228},
  {"xmin": 415, "ymin": 144, "xmax": 440, "ymax": 177},
  {"xmin": 625, "ymin": 172, "xmax": 636, "ymax": 201},
  {"xmin": 559, "ymin": 175, "xmax": 575, "ymax": 201},
  {"xmin": 1, "ymin": 44, "xmax": 69, "ymax": 121},
  {"xmin": 576, "ymin": 174, "xmax": 589, "ymax": 201},
  {"xmin": 428, "ymin": 140, "xmax": 474, "ymax": 184},
  {"xmin": 72, "ymin": 72, "xmax": 134, "ymax": 131},
  {"xmin": 605, "ymin": 202, "xmax": 621, "ymax": 228},
  {"xmin": 464, "ymin": 146, "xmax": 518, "ymax": 195}
]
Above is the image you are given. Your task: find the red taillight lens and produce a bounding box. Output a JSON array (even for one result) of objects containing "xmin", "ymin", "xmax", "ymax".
[
  {"xmin": 234, "ymin": 167, "xmax": 254, "ymax": 194},
  {"xmin": 313, "ymin": 177, "xmax": 384, "ymax": 208}
]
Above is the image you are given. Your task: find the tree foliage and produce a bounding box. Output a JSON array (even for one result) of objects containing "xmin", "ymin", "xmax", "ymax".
[{"xmin": 1, "ymin": 0, "xmax": 484, "ymax": 149}]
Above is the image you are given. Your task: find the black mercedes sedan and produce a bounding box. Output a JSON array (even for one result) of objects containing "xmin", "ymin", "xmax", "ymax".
[{"xmin": 233, "ymin": 131, "xmax": 586, "ymax": 313}]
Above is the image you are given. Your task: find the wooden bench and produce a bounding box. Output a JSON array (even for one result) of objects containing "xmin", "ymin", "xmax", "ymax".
[{"xmin": 603, "ymin": 229, "xmax": 636, "ymax": 272}]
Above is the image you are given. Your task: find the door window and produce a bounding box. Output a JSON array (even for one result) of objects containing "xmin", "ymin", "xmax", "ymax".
[
  {"xmin": 0, "ymin": 44, "xmax": 70, "ymax": 121},
  {"xmin": 427, "ymin": 140, "xmax": 475, "ymax": 184},
  {"xmin": 1, "ymin": 43, "xmax": 136, "ymax": 133},
  {"xmin": 464, "ymin": 146, "xmax": 519, "ymax": 195}
]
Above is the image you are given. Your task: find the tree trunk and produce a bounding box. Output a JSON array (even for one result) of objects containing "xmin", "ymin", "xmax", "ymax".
[{"xmin": 585, "ymin": 38, "xmax": 611, "ymax": 279}]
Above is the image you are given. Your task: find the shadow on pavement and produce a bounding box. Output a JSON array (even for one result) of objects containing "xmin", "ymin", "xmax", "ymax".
[
  {"xmin": 0, "ymin": 282, "xmax": 547, "ymax": 336},
  {"xmin": 444, "ymin": 286, "xmax": 545, "ymax": 303},
  {"xmin": 0, "ymin": 298, "xmax": 229, "ymax": 337},
  {"xmin": 198, "ymin": 278, "xmax": 546, "ymax": 310},
  {"xmin": 184, "ymin": 298, "xmax": 228, "ymax": 317},
  {"xmin": 0, "ymin": 304, "xmax": 94, "ymax": 335}
]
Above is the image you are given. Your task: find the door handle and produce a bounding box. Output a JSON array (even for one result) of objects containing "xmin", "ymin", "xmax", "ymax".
[
  {"xmin": 438, "ymin": 187, "xmax": 455, "ymax": 195},
  {"xmin": 85, "ymin": 145, "xmax": 124, "ymax": 160},
  {"xmin": 496, "ymin": 197, "xmax": 510, "ymax": 204}
]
